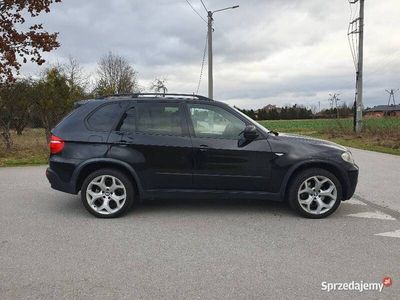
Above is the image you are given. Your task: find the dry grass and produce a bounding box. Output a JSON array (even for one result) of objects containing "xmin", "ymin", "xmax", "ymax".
[{"xmin": 0, "ymin": 128, "xmax": 48, "ymax": 167}]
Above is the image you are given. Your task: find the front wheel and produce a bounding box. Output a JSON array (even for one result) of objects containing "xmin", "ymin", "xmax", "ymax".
[
  {"xmin": 81, "ymin": 168, "xmax": 134, "ymax": 218},
  {"xmin": 288, "ymin": 168, "xmax": 342, "ymax": 219}
]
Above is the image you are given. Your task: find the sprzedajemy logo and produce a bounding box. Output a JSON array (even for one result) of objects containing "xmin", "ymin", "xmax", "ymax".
[{"xmin": 321, "ymin": 277, "xmax": 393, "ymax": 293}]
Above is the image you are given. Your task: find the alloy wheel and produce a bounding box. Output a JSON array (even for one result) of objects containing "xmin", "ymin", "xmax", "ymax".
[
  {"xmin": 297, "ymin": 175, "xmax": 337, "ymax": 215},
  {"xmin": 86, "ymin": 175, "xmax": 127, "ymax": 215}
]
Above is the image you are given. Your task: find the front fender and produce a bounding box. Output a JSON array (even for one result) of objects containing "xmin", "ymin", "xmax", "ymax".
[{"xmin": 279, "ymin": 159, "xmax": 350, "ymax": 200}]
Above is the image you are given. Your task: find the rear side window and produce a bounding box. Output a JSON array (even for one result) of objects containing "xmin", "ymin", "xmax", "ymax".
[
  {"xmin": 118, "ymin": 108, "xmax": 136, "ymax": 132},
  {"xmin": 137, "ymin": 103, "xmax": 183, "ymax": 136},
  {"xmin": 87, "ymin": 102, "xmax": 123, "ymax": 131}
]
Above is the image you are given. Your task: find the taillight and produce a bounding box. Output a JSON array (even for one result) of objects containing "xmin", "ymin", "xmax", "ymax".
[{"xmin": 49, "ymin": 135, "xmax": 64, "ymax": 154}]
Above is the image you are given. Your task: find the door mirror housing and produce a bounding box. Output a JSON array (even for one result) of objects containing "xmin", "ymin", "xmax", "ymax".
[{"xmin": 243, "ymin": 125, "xmax": 259, "ymax": 141}]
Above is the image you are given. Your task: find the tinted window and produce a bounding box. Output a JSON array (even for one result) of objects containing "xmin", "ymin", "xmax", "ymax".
[
  {"xmin": 87, "ymin": 102, "xmax": 123, "ymax": 131},
  {"xmin": 118, "ymin": 108, "xmax": 136, "ymax": 132},
  {"xmin": 137, "ymin": 103, "xmax": 183, "ymax": 136},
  {"xmin": 188, "ymin": 104, "xmax": 245, "ymax": 139}
]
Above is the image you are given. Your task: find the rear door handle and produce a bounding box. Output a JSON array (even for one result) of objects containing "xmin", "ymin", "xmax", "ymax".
[
  {"xmin": 119, "ymin": 140, "xmax": 130, "ymax": 146},
  {"xmin": 119, "ymin": 135, "xmax": 134, "ymax": 146}
]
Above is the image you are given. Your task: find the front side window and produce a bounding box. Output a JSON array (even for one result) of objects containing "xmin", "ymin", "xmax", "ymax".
[
  {"xmin": 137, "ymin": 103, "xmax": 183, "ymax": 136},
  {"xmin": 188, "ymin": 104, "xmax": 246, "ymax": 139}
]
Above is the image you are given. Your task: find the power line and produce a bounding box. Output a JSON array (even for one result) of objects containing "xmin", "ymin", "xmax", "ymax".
[
  {"xmin": 200, "ymin": 0, "xmax": 208, "ymax": 13},
  {"xmin": 385, "ymin": 89, "xmax": 398, "ymax": 115},
  {"xmin": 347, "ymin": 0, "xmax": 359, "ymax": 70},
  {"xmin": 185, "ymin": 0, "xmax": 207, "ymax": 24},
  {"xmin": 329, "ymin": 93, "xmax": 342, "ymax": 119},
  {"xmin": 196, "ymin": 31, "xmax": 208, "ymax": 94}
]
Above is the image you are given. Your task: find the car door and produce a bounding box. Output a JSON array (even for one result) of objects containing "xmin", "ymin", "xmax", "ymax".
[
  {"xmin": 187, "ymin": 102, "xmax": 273, "ymax": 191},
  {"xmin": 107, "ymin": 101, "xmax": 193, "ymax": 190}
]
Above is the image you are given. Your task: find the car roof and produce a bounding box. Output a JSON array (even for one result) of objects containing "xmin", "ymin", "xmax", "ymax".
[{"xmin": 74, "ymin": 93, "xmax": 216, "ymax": 109}]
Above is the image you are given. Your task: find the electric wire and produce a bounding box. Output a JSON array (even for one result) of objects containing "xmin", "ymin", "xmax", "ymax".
[
  {"xmin": 200, "ymin": 0, "xmax": 209, "ymax": 13},
  {"xmin": 185, "ymin": 0, "xmax": 207, "ymax": 24},
  {"xmin": 196, "ymin": 30, "xmax": 208, "ymax": 94},
  {"xmin": 347, "ymin": 0, "xmax": 360, "ymax": 71}
]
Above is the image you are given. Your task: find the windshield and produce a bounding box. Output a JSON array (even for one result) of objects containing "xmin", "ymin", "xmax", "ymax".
[{"xmin": 231, "ymin": 106, "xmax": 270, "ymax": 134}]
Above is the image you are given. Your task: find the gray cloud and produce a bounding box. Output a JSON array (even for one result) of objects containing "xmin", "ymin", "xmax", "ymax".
[{"xmin": 20, "ymin": 0, "xmax": 400, "ymax": 109}]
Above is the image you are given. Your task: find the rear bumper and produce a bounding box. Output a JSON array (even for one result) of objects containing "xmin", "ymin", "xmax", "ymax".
[{"xmin": 46, "ymin": 167, "xmax": 77, "ymax": 194}]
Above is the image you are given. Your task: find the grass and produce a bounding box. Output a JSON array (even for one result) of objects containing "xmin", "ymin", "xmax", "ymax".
[
  {"xmin": 0, "ymin": 118, "xmax": 399, "ymax": 167},
  {"xmin": 258, "ymin": 118, "xmax": 400, "ymax": 156},
  {"xmin": 0, "ymin": 128, "xmax": 48, "ymax": 167}
]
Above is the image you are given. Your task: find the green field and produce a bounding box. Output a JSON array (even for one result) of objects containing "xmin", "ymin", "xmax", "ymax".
[
  {"xmin": 258, "ymin": 118, "xmax": 400, "ymax": 134},
  {"xmin": 258, "ymin": 118, "xmax": 400, "ymax": 155}
]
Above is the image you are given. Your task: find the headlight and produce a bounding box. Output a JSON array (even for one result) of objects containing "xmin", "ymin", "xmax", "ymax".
[{"xmin": 341, "ymin": 151, "xmax": 355, "ymax": 164}]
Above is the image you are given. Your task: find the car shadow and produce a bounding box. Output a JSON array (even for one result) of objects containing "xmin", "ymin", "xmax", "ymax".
[
  {"xmin": 53, "ymin": 194, "xmax": 295, "ymax": 218},
  {"xmin": 128, "ymin": 198, "xmax": 294, "ymax": 217}
]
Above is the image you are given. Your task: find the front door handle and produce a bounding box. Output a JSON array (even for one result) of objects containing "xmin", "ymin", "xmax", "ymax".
[{"xmin": 199, "ymin": 144, "xmax": 209, "ymax": 152}]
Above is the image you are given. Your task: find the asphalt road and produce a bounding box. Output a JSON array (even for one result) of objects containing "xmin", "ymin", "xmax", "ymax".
[
  {"xmin": 1, "ymin": 149, "xmax": 399, "ymax": 299},
  {"xmin": 350, "ymin": 147, "xmax": 400, "ymax": 213}
]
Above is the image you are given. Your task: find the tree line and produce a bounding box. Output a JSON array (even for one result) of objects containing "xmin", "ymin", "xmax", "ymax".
[
  {"xmin": 236, "ymin": 103, "xmax": 353, "ymax": 121},
  {"xmin": 0, "ymin": 53, "xmax": 167, "ymax": 149}
]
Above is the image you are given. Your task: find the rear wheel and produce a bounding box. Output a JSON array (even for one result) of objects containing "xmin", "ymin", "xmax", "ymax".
[
  {"xmin": 81, "ymin": 168, "xmax": 134, "ymax": 218},
  {"xmin": 288, "ymin": 168, "xmax": 342, "ymax": 219}
]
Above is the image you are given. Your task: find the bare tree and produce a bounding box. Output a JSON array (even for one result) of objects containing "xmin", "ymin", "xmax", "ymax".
[
  {"xmin": 150, "ymin": 77, "xmax": 168, "ymax": 95},
  {"xmin": 64, "ymin": 57, "xmax": 87, "ymax": 90},
  {"xmin": 309, "ymin": 104, "xmax": 318, "ymax": 117},
  {"xmin": 63, "ymin": 57, "xmax": 88, "ymax": 99},
  {"xmin": 94, "ymin": 52, "xmax": 139, "ymax": 96}
]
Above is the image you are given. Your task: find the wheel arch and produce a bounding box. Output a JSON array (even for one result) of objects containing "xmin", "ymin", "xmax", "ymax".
[
  {"xmin": 280, "ymin": 160, "xmax": 349, "ymax": 201},
  {"xmin": 72, "ymin": 158, "xmax": 143, "ymax": 197}
]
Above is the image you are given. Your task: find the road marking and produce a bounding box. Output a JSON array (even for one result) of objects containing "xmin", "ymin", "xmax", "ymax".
[
  {"xmin": 344, "ymin": 199, "xmax": 367, "ymax": 206},
  {"xmin": 346, "ymin": 211, "xmax": 396, "ymax": 221},
  {"xmin": 375, "ymin": 229, "xmax": 400, "ymax": 239}
]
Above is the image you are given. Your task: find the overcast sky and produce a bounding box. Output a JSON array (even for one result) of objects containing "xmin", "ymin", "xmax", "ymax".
[{"xmin": 20, "ymin": 0, "xmax": 400, "ymax": 109}]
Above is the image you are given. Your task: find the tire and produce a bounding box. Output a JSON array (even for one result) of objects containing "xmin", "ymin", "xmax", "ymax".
[
  {"xmin": 288, "ymin": 168, "xmax": 342, "ymax": 219},
  {"xmin": 81, "ymin": 168, "xmax": 134, "ymax": 218}
]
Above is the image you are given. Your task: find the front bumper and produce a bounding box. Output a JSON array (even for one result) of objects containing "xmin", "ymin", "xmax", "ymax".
[{"xmin": 343, "ymin": 164, "xmax": 359, "ymax": 200}]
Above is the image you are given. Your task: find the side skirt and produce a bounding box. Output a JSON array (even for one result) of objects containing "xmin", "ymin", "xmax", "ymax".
[{"xmin": 143, "ymin": 189, "xmax": 282, "ymax": 201}]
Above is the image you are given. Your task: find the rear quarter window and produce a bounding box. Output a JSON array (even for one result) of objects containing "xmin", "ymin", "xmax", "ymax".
[{"xmin": 87, "ymin": 102, "xmax": 125, "ymax": 131}]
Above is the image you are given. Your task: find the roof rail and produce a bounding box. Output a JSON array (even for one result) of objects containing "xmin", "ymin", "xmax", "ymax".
[
  {"xmin": 74, "ymin": 99, "xmax": 93, "ymax": 108},
  {"xmin": 99, "ymin": 93, "xmax": 213, "ymax": 101}
]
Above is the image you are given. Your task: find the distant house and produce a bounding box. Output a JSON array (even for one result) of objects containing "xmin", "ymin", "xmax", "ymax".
[
  {"xmin": 364, "ymin": 104, "xmax": 400, "ymax": 117},
  {"xmin": 262, "ymin": 104, "xmax": 277, "ymax": 111}
]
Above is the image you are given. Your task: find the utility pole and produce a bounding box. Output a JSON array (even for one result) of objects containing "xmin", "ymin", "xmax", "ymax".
[
  {"xmin": 207, "ymin": 11, "xmax": 213, "ymax": 99},
  {"xmin": 205, "ymin": 4, "xmax": 239, "ymax": 99},
  {"xmin": 348, "ymin": 0, "xmax": 365, "ymax": 134},
  {"xmin": 385, "ymin": 89, "xmax": 398, "ymax": 116},
  {"xmin": 355, "ymin": 0, "xmax": 365, "ymax": 133}
]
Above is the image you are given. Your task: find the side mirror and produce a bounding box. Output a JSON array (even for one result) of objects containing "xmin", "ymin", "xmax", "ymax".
[{"xmin": 243, "ymin": 125, "xmax": 259, "ymax": 141}]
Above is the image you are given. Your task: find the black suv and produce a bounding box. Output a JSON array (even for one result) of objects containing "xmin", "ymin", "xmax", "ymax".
[{"xmin": 46, "ymin": 93, "xmax": 358, "ymax": 218}]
